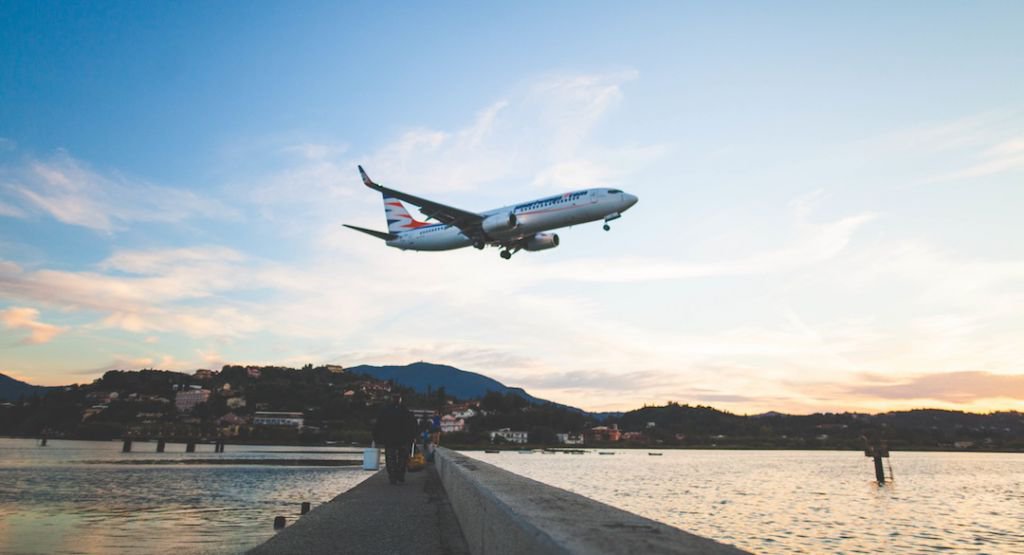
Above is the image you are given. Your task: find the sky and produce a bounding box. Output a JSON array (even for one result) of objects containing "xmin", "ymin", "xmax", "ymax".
[{"xmin": 1, "ymin": 1, "xmax": 1023, "ymax": 414}]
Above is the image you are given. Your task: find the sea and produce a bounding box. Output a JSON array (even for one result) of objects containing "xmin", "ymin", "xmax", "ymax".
[
  {"xmin": 0, "ymin": 438, "xmax": 372, "ymax": 554},
  {"xmin": 1, "ymin": 439, "xmax": 1022, "ymax": 554},
  {"xmin": 466, "ymin": 449, "xmax": 1024, "ymax": 554}
]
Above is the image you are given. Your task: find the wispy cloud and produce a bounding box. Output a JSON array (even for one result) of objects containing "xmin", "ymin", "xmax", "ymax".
[
  {"xmin": 926, "ymin": 135, "xmax": 1024, "ymax": 183},
  {"xmin": 0, "ymin": 150, "xmax": 235, "ymax": 232},
  {"xmin": 0, "ymin": 199, "xmax": 25, "ymax": 218},
  {"xmin": 0, "ymin": 248, "xmax": 268, "ymax": 338},
  {"xmin": 534, "ymin": 202, "xmax": 876, "ymax": 283},
  {"xmin": 0, "ymin": 307, "xmax": 67, "ymax": 344},
  {"xmin": 845, "ymin": 371, "xmax": 1024, "ymax": 403}
]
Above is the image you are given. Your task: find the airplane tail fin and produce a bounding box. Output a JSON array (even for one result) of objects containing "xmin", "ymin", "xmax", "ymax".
[
  {"xmin": 357, "ymin": 166, "xmax": 431, "ymax": 232},
  {"xmin": 383, "ymin": 194, "xmax": 430, "ymax": 232}
]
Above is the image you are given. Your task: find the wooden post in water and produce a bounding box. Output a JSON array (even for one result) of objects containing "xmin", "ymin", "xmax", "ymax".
[
  {"xmin": 301, "ymin": 502, "xmax": 310, "ymax": 515},
  {"xmin": 156, "ymin": 439, "xmax": 166, "ymax": 453},
  {"xmin": 39, "ymin": 437, "xmax": 48, "ymax": 447},
  {"xmin": 214, "ymin": 440, "xmax": 225, "ymax": 453},
  {"xmin": 273, "ymin": 516, "xmax": 286, "ymax": 529},
  {"xmin": 122, "ymin": 439, "xmax": 133, "ymax": 453},
  {"xmin": 186, "ymin": 441, "xmax": 196, "ymax": 453},
  {"xmin": 863, "ymin": 438, "xmax": 890, "ymax": 485}
]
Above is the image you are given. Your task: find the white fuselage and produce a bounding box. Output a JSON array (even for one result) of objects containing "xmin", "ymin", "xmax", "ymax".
[{"xmin": 386, "ymin": 188, "xmax": 638, "ymax": 251}]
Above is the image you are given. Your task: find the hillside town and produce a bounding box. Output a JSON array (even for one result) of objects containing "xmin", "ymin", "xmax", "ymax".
[{"xmin": 2, "ymin": 365, "xmax": 1023, "ymax": 451}]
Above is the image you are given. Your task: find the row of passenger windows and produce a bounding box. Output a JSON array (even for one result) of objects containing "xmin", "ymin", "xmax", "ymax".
[{"xmin": 518, "ymin": 194, "xmax": 583, "ymax": 212}]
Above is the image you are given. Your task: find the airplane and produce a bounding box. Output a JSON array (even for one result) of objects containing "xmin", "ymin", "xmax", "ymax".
[{"xmin": 344, "ymin": 166, "xmax": 638, "ymax": 259}]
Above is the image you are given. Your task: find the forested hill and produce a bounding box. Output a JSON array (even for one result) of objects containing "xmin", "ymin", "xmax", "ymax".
[
  {"xmin": 617, "ymin": 402, "xmax": 1024, "ymax": 450},
  {"xmin": 0, "ymin": 373, "xmax": 55, "ymax": 401},
  {"xmin": 348, "ymin": 362, "xmax": 621, "ymax": 419},
  {"xmin": 349, "ymin": 362, "xmax": 548, "ymax": 405}
]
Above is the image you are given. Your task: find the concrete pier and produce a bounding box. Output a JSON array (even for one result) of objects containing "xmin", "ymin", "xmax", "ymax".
[
  {"xmin": 435, "ymin": 448, "xmax": 747, "ymax": 554},
  {"xmin": 248, "ymin": 466, "xmax": 467, "ymax": 555},
  {"xmin": 250, "ymin": 447, "xmax": 747, "ymax": 554}
]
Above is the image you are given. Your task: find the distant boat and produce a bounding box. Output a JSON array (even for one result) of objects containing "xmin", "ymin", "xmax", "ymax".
[
  {"xmin": 598, "ymin": 451, "xmax": 615, "ymax": 455},
  {"xmin": 484, "ymin": 449, "xmax": 500, "ymax": 454},
  {"xmin": 648, "ymin": 452, "xmax": 663, "ymax": 456}
]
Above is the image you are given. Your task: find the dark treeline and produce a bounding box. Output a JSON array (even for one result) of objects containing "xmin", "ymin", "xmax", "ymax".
[{"xmin": 1, "ymin": 368, "xmax": 1022, "ymax": 451}]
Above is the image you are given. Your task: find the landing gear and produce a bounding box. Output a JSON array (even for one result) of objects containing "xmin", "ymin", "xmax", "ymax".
[
  {"xmin": 473, "ymin": 241, "xmax": 485, "ymax": 250},
  {"xmin": 500, "ymin": 250, "xmax": 512, "ymax": 260},
  {"xmin": 603, "ymin": 212, "xmax": 621, "ymax": 231}
]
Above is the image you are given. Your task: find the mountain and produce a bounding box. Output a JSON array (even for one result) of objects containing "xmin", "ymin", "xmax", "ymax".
[
  {"xmin": 0, "ymin": 372, "xmax": 55, "ymax": 401},
  {"xmin": 347, "ymin": 362, "xmax": 624, "ymax": 419},
  {"xmin": 348, "ymin": 362, "xmax": 550, "ymax": 405}
]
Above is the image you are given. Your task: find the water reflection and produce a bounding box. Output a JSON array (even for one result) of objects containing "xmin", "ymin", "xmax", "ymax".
[
  {"xmin": 0, "ymin": 438, "xmax": 372, "ymax": 554},
  {"xmin": 465, "ymin": 449, "xmax": 1024, "ymax": 554}
]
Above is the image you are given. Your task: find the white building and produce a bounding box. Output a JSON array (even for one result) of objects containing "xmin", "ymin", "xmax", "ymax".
[
  {"xmin": 253, "ymin": 411, "xmax": 304, "ymax": 427},
  {"xmin": 440, "ymin": 414, "xmax": 465, "ymax": 433},
  {"xmin": 175, "ymin": 389, "xmax": 210, "ymax": 412},
  {"xmin": 489, "ymin": 428, "xmax": 528, "ymax": 444},
  {"xmin": 556, "ymin": 433, "xmax": 584, "ymax": 445},
  {"xmin": 451, "ymin": 408, "xmax": 477, "ymax": 419}
]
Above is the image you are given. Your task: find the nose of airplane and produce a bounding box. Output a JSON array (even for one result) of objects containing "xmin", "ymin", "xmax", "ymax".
[{"xmin": 623, "ymin": 193, "xmax": 638, "ymax": 210}]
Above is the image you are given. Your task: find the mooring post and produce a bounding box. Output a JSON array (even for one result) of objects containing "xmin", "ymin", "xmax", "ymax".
[
  {"xmin": 873, "ymin": 455, "xmax": 885, "ymax": 484},
  {"xmin": 214, "ymin": 440, "xmax": 225, "ymax": 453},
  {"xmin": 122, "ymin": 439, "xmax": 133, "ymax": 453},
  {"xmin": 39, "ymin": 437, "xmax": 48, "ymax": 447},
  {"xmin": 186, "ymin": 441, "xmax": 196, "ymax": 453},
  {"xmin": 301, "ymin": 502, "xmax": 310, "ymax": 515},
  {"xmin": 156, "ymin": 439, "xmax": 166, "ymax": 453},
  {"xmin": 863, "ymin": 437, "xmax": 890, "ymax": 485},
  {"xmin": 273, "ymin": 516, "xmax": 286, "ymax": 529}
]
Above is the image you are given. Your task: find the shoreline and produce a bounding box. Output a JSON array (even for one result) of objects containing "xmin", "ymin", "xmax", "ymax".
[{"xmin": 5, "ymin": 435, "xmax": 1023, "ymax": 454}]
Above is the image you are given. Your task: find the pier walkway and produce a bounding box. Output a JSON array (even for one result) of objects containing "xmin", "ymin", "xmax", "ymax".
[
  {"xmin": 251, "ymin": 448, "xmax": 748, "ymax": 554},
  {"xmin": 248, "ymin": 465, "xmax": 469, "ymax": 555}
]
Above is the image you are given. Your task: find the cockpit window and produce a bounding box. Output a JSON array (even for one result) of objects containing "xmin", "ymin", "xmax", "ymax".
[{"xmin": 607, "ymin": 189, "xmax": 622, "ymax": 194}]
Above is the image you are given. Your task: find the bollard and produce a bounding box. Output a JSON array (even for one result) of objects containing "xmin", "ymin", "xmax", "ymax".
[
  {"xmin": 186, "ymin": 441, "xmax": 196, "ymax": 453},
  {"xmin": 273, "ymin": 516, "xmax": 286, "ymax": 529},
  {"xmin": 864, "ymin": 441, "xmax": 890, "ymax": 485},
  {"xmin": 39, "ymin": 438, "xmax": 48, "ymax": 447},
  {"xmin": 122, "ymin": 439, "xmax": 132, "ymax": 453},
  {"xmin": 362, "ymin": 445, "xmax": 381, "ymax": 470},
  {"xmin": 301, "ymin": 502, "xmax": 310, "ymax": 515},
  {"xmin": 156, "ymin": 439, "xmax": 166, "ymax": 453},
  {"xmin": 873, "ymin": 455, "xmax": 885, "ymax": 485}
]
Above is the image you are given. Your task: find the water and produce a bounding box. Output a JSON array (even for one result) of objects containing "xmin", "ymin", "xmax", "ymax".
[
  {"xmin": 465, "ymin": 449, "xmax": 1024, "ymax": 554},
  {"xmin": 0, "ymin": 438, "xmax": 373, "ymax": 554}
]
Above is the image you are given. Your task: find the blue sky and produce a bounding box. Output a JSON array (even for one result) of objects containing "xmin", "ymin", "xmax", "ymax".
[{"xmin": 2, "ymin": 1, "xmax": 1023, "ymax": 413}]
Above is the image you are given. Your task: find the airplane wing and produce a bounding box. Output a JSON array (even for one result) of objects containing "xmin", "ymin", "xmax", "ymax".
[{"xmin": 358, "ymin": 166, "xmax": 486, "ymax": 241}]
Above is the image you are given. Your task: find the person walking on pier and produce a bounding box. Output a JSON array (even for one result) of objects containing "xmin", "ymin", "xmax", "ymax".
[{"xmin": 373, "ymin": 393, "xmax": 418, "ymax": 485}]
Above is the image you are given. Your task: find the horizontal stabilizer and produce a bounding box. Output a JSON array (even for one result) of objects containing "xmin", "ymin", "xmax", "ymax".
[{"xmin": 343, "ymin": 224, "xmax": 396, "ymax": 241}]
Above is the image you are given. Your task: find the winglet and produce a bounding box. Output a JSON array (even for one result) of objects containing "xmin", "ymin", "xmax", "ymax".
[{"xmin": 358, "ymin": 165, "xmax": 378, "ymax": 188}]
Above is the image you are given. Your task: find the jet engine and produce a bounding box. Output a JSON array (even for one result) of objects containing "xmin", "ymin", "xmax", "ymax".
[
  {"xmin": 482, "ymin": 211, "xmax": 518, "ymax": 234},
  {"xmin": 524, "ymin": 232, "xmax": 559, "ymax": 251}
]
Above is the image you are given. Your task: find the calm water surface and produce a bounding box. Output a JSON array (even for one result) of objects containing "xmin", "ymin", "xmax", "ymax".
[
  {"xmin": 0, "ymin": 438, "xmax": 372, "ymax": 554},
  {"xmin": 465, "ymin": 449, "xmax": 1024, "ymax": 554}
]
